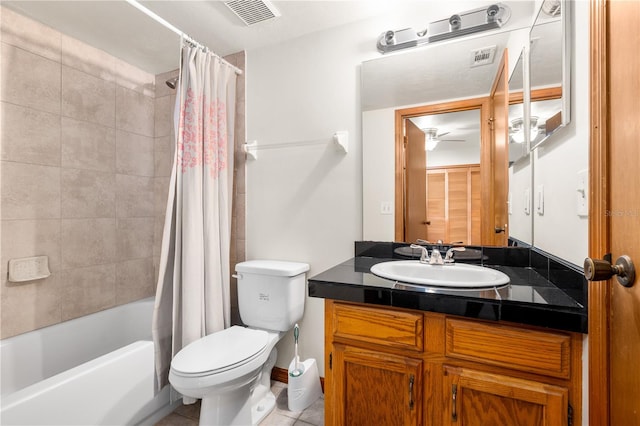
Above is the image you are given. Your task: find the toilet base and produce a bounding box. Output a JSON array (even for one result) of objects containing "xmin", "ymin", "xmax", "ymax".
[
  {"xmin": 199, "ymin": 386, "xmax": 251, "ymax": 426},
  {"xmin": 251, "ymin": 389, "xmax": 276, "ymax": 425},
  {"xmin": 197, "ymin": 347, "xmax": 279, "ymax": 426}
]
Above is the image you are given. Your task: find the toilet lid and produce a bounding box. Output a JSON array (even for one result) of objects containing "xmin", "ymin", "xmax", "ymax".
[{"xmin": 171, "ymin": 326, "xmax": 269, "ymax": 376}]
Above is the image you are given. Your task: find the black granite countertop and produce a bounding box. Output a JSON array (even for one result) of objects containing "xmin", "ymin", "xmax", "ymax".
[{"xmin": 308, "ymin": 243, "xmax": 588, "ymax": 334}]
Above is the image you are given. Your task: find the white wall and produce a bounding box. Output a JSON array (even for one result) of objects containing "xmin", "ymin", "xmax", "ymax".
[
  {"xmin": 428, "ymin": 144, "xmax": 480, "ymax": 168},
  {"xmin": 246, "ymin": 17, "xmax": 387, "ymax": 375},
  {"xmin": 532, "ymin": 0, "xmax": 589, "ymax": 266},
  {"xmin": 362, "ymin": 108, "xmax": 396, "ymax": 241}
]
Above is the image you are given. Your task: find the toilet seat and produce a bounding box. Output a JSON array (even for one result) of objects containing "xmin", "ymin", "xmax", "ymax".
[{"xmin": 170, "ymin": 326, "xmax": 269, "ymax": 377}]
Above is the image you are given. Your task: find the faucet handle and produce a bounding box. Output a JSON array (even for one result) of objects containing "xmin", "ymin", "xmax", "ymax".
[
  {"xmin": 409, "ymin": 244, "xmax": 430, "ymax": 263},
  {"xmin": 444, "ymin": 247, "xmax": 466, "ymax": 263}
]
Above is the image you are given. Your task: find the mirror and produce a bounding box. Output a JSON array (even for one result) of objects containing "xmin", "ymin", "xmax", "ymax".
[
  {"xmin": 529, "ymin": 0, "xmax": 570, "ymax": 150},
  {"xmin": 508, "ymin": 49, "xmax": 533, "ymax": 246},
  {"xmin": 362, "ymin": 1, "xmax": 574, "ymax": 250},
  {"xmin": 362, "ymin": 28, "xmax": 523, "ymax": 245}
]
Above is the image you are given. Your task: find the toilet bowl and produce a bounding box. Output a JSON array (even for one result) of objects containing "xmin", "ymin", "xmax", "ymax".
[{"xmin": 168, "ymin": 260, "xmax": 310, "ymax": 426}]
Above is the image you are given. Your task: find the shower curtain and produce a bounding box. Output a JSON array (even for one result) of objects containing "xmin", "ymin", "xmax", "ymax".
[{"xmin": 152, "ymin": 43, "xmax": 237, "ymax": 391}]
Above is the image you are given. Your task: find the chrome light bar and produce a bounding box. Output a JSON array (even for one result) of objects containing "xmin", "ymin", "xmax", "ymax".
[{"xmin": 376, "ymin": 3, "xmax": 511, "ymax": 54}]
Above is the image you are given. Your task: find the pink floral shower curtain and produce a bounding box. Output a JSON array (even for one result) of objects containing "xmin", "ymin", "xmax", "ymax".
[{"xmin": 152, "ymin": 44, "xmax": 237, "ymax": 390}]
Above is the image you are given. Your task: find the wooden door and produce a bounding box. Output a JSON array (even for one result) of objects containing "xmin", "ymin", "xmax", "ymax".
[
  {"xmin": 426, "ymin": 165, "xmax": 481, "ymax": 245},
  {"xmin": 590, "ymin": 1, "xmax": 640, "ymax": 424},
  {"xmin": 485, "ymin": 50, "xmax": 509, "ymax": 246},
  {"xmin": 442, "ymin": 366, "xmax": 568, "ymax": 426},
  {"xmin": 405, "ymin": 120, "xmax": 427, "ymax": 243},
  {"xmin": 426, "ymin": 170, "xmax": 446, "ymax": 242},
  {"xmin": 332, "ymin": 343, "xmax": 422, "ymax": 426}
]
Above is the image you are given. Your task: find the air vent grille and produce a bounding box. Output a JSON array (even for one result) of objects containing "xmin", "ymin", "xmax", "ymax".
[
  {"xmin": 224, "ymin": 0, "xmax": 281, "ymax": 26},
  {"xmin": 542, "ymin": 0, "xmax": 561, "ymax": 17},
  {"xmin": 470, "ymin": 45, "xmax": 497, "ymax": 68}
]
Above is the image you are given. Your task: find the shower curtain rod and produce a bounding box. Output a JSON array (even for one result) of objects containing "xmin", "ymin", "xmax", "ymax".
[{"xmin": 125, "ymin": 0, "xmax": 243, "ymax": 76}]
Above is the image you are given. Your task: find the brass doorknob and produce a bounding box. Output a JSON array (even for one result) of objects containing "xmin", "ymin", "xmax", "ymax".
[{"xmin": 584, "ymin": 255, "xmax": 636, "ymax": 287}]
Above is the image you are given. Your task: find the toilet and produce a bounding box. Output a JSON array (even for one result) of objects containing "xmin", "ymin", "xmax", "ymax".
[{"xmin": 168, "ymin": 260, "xmax": 310, "ymax": 426}]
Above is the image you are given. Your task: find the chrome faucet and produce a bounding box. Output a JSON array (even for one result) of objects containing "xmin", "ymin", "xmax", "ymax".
[
  {"xmin": 444, "ymin": 247, "xmax": 466, "ymax": 263},
  {"xmin": 409, "ymin": 244, "xmax": 430, "ymax": 263},
  {"xmin": 429, "ymin": 249, "xmax": 444, "ymax": 265}
]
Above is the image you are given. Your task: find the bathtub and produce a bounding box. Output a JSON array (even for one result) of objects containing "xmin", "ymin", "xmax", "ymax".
[{"xmin": 0, "ymin": 297, "xmax": 177, "ymax": 425}]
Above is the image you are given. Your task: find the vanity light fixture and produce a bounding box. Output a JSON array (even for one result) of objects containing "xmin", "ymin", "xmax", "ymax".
[
  {"xmin": 510, "ymin": 117, "xmax": 539, "ymax": 144},
  {"xmin": 376, "ymin": 3, "xmax": 510, "ymax": 53}
]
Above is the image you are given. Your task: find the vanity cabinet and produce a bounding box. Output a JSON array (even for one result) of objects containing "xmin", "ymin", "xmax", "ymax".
[
  {"xmin": 442, "ymin": 365, "xmax": 567, "ymax": 425},
  {"xmin": 331, "ymin": 344, "xmax": 422, "ymax": 426},
  {"xmin": 324, "ymin": 300, "xmax": 582, "ymax": 426}
]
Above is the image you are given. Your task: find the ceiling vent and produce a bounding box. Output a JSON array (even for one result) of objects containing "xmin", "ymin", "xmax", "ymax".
[
  {"xmin": 470, "ymin": 45, "xmax": 497, "ymax": 68},
  {"xmin": 224, "ymin": 0, "xmax": 281, "ymax": 26},
  {"xmin": 542, "ymin": 0, "xmax": 562, "ymax": 17}
]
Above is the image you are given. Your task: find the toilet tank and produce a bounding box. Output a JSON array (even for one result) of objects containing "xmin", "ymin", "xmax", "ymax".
[{"xmin": 235, "ymin": 260, "xmax": 310, "ymax": 332}]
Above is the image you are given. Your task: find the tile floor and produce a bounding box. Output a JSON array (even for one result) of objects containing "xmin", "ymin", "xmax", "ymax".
[{"xmin": 155, "ymin": 381, "xmax": 324, "ymax": 426}]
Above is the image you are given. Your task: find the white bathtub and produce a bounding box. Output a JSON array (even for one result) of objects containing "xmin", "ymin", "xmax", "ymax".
[{"xmin": 0, "ymin": 298, "xmax": 177, "ymax": 425}]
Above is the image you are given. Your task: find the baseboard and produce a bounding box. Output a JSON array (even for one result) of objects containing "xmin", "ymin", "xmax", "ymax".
[{"xmin": 271, "ymin": 367, "xmax": 325, "ymax": 392}]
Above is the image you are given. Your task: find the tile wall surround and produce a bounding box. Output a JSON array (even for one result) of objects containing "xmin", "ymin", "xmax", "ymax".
[{"xmin": 0, "ymin": 6, "xmax": 247, "ymax": 338}]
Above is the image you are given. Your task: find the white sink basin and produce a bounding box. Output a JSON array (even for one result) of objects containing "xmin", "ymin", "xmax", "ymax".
[{"xmin": 370, "ymin": 260, "xmax": 510, "ymax": 289}]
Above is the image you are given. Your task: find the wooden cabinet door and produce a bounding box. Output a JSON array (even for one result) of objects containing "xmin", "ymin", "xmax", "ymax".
[
  {"xmin": 442, "ymin": 365, "xmax": 568, "ymax": 426},
  {"xmin": 426, "ymin": 165, "xmax": 481, "ymax": 245},
  {"xmin": 331, "ymin": 343, "xmax": 422, "ymax": 426}
]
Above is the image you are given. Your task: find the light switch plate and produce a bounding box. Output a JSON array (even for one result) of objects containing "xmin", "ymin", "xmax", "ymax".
[
  {"xmin": 576, "ymin": 169, "xmax": 588, "ymax": 217},
  {"xmin": 380, "ymin": 201, "xmax": 393, "ymax": 215},
  {"xmin": 536, "ymin": 185, "xmax": 544, "ymax": 215}
]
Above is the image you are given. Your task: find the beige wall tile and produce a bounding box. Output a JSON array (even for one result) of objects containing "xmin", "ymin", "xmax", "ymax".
[
  {"xmin": 116, "ymin": 174, "xmax": 154, "ymax": 217},
  {"xmin": 116, "ymin": 258, "xmax": 154, "ymax": 304},
  {"xmin": 114, "ymin": 58, "xmax": 155, "ymax": 97},
  {"xmin": 154, "ymin": 177, "xmax": 171, "ymax": 217},
  {"xmin": 1, "ymin": 102, "xmax": 61, "ymax": 166},
  {"xmin": 154, "ymin": 147, "xmax": 173, "ymax": 177},
  {"xmin": 61, "ymin": 34, "xmax": 115, "ymax": 82},
  {"xmin": 155, "ymin": 69, "xmax": 179, "ymax": 99},
  {"xmin": 62, "ymin": 66, "xmax": 115, "ymax": 127},
  {"xmin": 117, "ymin": 217, "xmax": 154, "ymax": 260},
  {"xmin": 1, "ymin": 161, "xmax": 60, "ymax": 220},
  {"xmin": 61, "ymin": 117, "xmax": 115, "ymax": 172},
  {"xmin": 1, "ymin": 43, "xmax": 61, "ymax": 114},
  {"xmin": 1, "ymin": 275, "xmax": 62, "ymax": 338},
  {"xmin": 155, "ymin": 135, "xmax": 174, "ymax": 153},
  {"xmin": 1, "ymin": 219, "xmax": 61, "ymax": 278},
  {"xmin": 154, "ymin": 95, "xmax": 173, "ymax": 138},
  {"xmin": 60, "ymin": 264, "xmax": 116, "ymax": 321},
  {"xmin": 61, "ymin": 218, "xmax": 116, "ymax": 269},
  {"xmin": 0, "ymin": 6, "xmax": 61, "ymax": 62},
  {"xmin": 235, "ymin": 195, "xmax": 246, "ymax": 240},
  {"xmin": 116, "ymin": 130, "xmax": 154, "ymax": 177},
  {"xmin": 61, "ymin": 169, "xmax": 116, "ymax": 218},
  {"xmin": 115, "ymin": 86, "xmax": 154, "ymax": 137}
]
